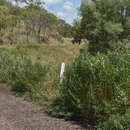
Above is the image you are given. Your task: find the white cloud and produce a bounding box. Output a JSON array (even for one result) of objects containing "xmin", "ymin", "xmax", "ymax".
[
  {"xmin": 43, "ymin": 0, "xmax": 62, "ymax": 6},
  {"xmin": 57, "ymin": 12, "xmax": 64, "ymax": 18},
  {"xmin": 56, "ymin": 1, "xmax": 77, "ymax": 24},
  {"xmin": 63, "ymin": 1, "xmax": 73, "ymax": 12},
  {"xmin": 43, "ymin": 0, "xmax": 63, "ymax": 13},
  {"xmin": 43, "ymin": 0, "xmax": 80, "ymax": 24}
]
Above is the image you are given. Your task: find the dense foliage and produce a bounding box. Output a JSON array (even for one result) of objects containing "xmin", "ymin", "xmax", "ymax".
[
  {"xmin": 71, "ymin": 20, "xmax": 82, "ymax": 44},
  {"xmin": 0, "ymin": 49, "xmax": 49, "ymax": 101},
  {"xmin": 46, "ymin": 46, "xmax": 130, "ymax": 128},
  {"xmin": 0, "ymin": 0, "xmax": 130, "ymax": 129},
  {"xmin": 79, "ymin": 0, "xmax": 130, "ymax": 55},
  {"xmin": 0, "ymin": 0, "xmax": 72, "ymax": 44}
]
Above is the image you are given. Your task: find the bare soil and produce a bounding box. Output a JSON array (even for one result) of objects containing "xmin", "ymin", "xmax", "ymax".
[{"xmin": 0, "ymin": 89, "xmax": 85, "ymax": 130}]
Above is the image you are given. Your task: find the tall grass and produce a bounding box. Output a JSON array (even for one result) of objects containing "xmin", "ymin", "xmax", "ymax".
[{"xmin": 0, "ymin": 49, "xmax": 49, "ymax": 102}]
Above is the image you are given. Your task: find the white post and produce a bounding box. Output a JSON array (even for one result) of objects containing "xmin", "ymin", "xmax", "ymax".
[{"xmin": 60, "ymin": 62, "xmax": 65, "ymax": 84}]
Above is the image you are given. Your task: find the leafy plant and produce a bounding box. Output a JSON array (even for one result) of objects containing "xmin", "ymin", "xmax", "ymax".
[
  {"xmin": 47, "ymin": 47, "xmax": 130, "ymax": 125},
  {"xmin": 97, "ymin": 110, "xmax": 130, "ymax": 130}
]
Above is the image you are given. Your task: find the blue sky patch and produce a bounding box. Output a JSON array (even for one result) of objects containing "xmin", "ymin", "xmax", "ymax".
[{"xmin": 43, "ymin": 0, "xmax": 81, "ymax": 24}]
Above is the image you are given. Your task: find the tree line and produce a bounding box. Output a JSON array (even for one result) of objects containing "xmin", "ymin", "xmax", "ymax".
[
  {"xmin": 0, "ymin": 0, "xmax": 72, "ymax": 44},
  {"xmin": 72, "ymin": 0, "xmax": 130, "ymax": 55}
]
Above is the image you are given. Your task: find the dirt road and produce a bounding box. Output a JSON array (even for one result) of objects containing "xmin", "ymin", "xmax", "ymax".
[{"xmin": 0, "ymin": 91, "xmax": 85, "ymax": 130}]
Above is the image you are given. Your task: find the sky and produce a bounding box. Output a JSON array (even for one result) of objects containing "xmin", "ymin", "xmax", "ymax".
[
  {"xmin": 10, "ymin": 0, "xmax": 81, "ymax": 24},
  {"xmin": 43, "ymin": 0, "xmax": 81, "ymax": 24}
]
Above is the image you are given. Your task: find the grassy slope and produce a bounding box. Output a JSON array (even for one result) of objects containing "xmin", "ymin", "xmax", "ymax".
[
  {"xmin": 0, "ymin": 43, "xmax": 82, "ymax": 99},
  {"xmin": 0, "ymin": 43, "xmax": 81, "ymax": 65}
]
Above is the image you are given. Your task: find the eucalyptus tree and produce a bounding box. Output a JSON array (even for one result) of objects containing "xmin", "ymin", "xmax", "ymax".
[
  {"xmin": 0, "ymin": 0, "xmax": 73, "ymax": 44},
  {"xmin": 80, "ymin": 0, "xmax": 130, "ymax": 55},
  {"xmin": 0, "ymin": 6, "xmax": 10, "ymax": 30},
  {"xmin": 71, "ymin": 19, "xmax": 82, "ymax": 44},
  {"xmin": 0, "ymin": 5, "xmax": 10, "ymax": 42},
  {"xmin": 57, "ymin": 19, "xmax": 72, "ymax": 38}
]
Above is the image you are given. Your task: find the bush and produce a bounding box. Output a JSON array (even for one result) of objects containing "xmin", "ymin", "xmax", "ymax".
[
  {"xmin": 97, "ymin": 110, "xmax": 130, "ymax": 130},
  {"xmin": 0, "ymin": 50, "xmax": 49, "ymax": 100},
  {"xmin": 0, "ymin": 50, "xmax": 13, "ymax": 82},
  {"xmin": 47, "ymin": 48, "xmax": 130, "ymax": 125}
]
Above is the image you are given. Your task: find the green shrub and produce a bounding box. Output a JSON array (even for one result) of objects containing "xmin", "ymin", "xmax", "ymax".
[
  {"xmin": 0, "ymin": 51, "xmax": 49, "ymax": 100},
  {"xmin": 45, "ymin": 97, "xmax": 73, "ymax": 120},
  {"xmin": 47, "ymin": 48, "xmax": 130, "ymax": 123},
  {"xmin": 0, "ymin": 50, "xmax": 13, "ymax": 82},
  {"xmin": 10, "ymin": 57, "xmax": 49, "ymax": 99},
  {"xmin": 97, "ymin": 110, "xmax": 130, "ymax": 130}
]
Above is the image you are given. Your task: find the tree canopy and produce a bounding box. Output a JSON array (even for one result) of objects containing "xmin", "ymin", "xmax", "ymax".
[{"xmin": 79, "ymin": 0, "xmax": 130, "ymax": 55}]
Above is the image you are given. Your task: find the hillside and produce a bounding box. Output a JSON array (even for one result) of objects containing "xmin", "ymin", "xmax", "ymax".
[
  {"xmin": 0, "ymin": 43, "xmax": 82, "ymax": 98},
  {"xmin": 0, "ymin": 0, "xmax": 72, "ymax": 45}
]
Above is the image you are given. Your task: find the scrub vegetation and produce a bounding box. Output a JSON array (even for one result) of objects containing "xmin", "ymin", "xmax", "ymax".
[{"xmin": 0, "ymin": 0, "xmax": 130, "ymax": 129}]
